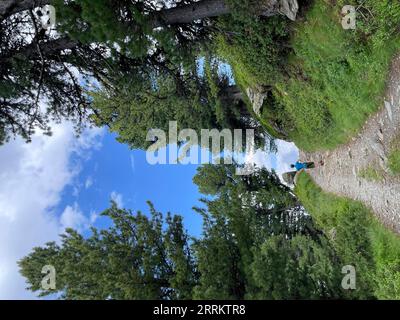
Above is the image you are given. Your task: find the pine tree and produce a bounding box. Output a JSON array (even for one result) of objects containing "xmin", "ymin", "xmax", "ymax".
[
  {"xmin": 192, "ymin": 164, "xmax": 341, "ymax": 299},
  {"xmin": 19, "ymin": 202, "xmax": 196, "ymax": 299},
  {"xmin": 250, "ymin": 235, "xmax": 343, "ymax": 299},
  {"xmin": 0, "ymin": 0, "xmax": 292, "ymax": 144},
  {"xmin": 89, "ymin": 55, "xmax": 266, "ymax": 149},
  {"xmin": 192, "ymin": 212, "xmax": 245, "ymax": 299}
]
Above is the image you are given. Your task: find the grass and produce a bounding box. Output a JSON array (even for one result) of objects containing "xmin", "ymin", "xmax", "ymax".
[
  {"xmin": 215, "ymin": 0, "xmax": 400, "ymax": 151},
  {"xmin": 276, "ymin": 0, "xmax": 400, "ymax": 151},
  {"xmin": 295, "ymin": 171, "xmax": 400, "ymax": 299},
  {"xmin": 358, "ymin": 166, "xmax": 384, "ymax": 182},
  {"xmin": 388, "ymin": 150, "xmax": 400, "ymax": 175},
  {"xmin": 386, "ymin": 135, "xmax": 400, "ymax": 175}
]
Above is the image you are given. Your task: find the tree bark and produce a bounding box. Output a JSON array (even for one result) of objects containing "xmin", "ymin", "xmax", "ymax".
[
  {"xmin": 1, "ymin": 0, "xmax": 298, "ymax": 25},
  {"xmin": 1, "ymin": 37, "xmax": 79, "ymax": 63},
  {"xmin": 155, "ymin": 0, "xmax": 298, "ymax": 26},
  {"xmin": 0, "ymin": 0, "xmax": 51, "ymax": 18},
  {"xmin": 24, "ymin": 37, "xmax": 78, "ymax": 58},
  {"xmin": 155, "ymin": 0, "xmax": 230, "ymax": 27},
  {"xmin": 1, "ymin": 0, "xmax": 231, "ymax": 24}
]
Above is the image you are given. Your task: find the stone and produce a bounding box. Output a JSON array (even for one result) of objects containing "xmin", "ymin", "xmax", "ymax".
[
  {"xmin": 385, "ymin": 100, "xmax": 393, "ymax": 122},
  {"xmin": 279, "ymin": 0, "xmax": 299, "ymax": 21},
  {"xmin": 368, "ymin": 138, "xmax": 386, "ymax": 161},
  {"xmin": 329, "ymin": 228, "xmax": 337, "ymax": 240},
  {"xmin": 377, "ymin": 129, "xmax": 384, "ymax": 141},
  {"xmin": 246, "ymin": 87, "xmax": 267, "ymax": 117}
]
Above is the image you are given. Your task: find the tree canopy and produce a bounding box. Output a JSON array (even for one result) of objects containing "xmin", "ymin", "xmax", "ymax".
[
  {"xmin": 19, "ymin": 201, "xmax": 196, "ymax": 299},
  {"xmin": 0, "ymin": 0, "xmax": 292, "ymax": 145}
]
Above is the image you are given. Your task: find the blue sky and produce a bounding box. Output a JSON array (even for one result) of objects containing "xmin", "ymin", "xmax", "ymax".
[{"xmin": 59, "ymin": 132, "xmax": 204, "ymax": 237}]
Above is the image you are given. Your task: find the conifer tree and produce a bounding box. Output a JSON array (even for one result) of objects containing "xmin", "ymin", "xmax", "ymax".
[
  {"xmin": 0, "ymin": 0, "xmax": 296, "ymax": 144},
  {"xmin": 19, "ymin": 202, "xmax": 196, "ymax": 299}
]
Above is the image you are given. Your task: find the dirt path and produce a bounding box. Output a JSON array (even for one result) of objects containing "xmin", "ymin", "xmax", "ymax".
[{"xmin": 300, "ymin": 54, "xmax": 400, "ymax": 234}]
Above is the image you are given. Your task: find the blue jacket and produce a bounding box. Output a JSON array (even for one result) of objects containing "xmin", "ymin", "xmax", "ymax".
[{"xmin": 295, "ymin": 162, "xmax": 306, "ymax": 171}]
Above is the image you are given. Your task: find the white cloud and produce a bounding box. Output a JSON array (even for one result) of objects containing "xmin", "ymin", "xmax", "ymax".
[
  {"xmin": 89, "ymin": 210, "xmax": 99, "ymax": 224},
  {"xmin": 245, "ymin": 140, "xmax": 299, "ymax": 180},
  {"xmin": 0, "ymin": 122, "xmax": 104, "ymax": 299},
  {"xmin": 110, "ymin": 191, "xmax": 124, "ymax": 208},
  {"xmin": 85, "ymin": 176, "xmax": 93, "ymax": 189},
  {"xmin": 274, "ymin": 140, "xmax": 300, "ymax": 176},
  {"xmin": 60, "ymin": 203, "xmax": 88, "ymax": 232},
  {"xmin": 130, "ymin": 154, "xmax": 135, "ymax": 174}
]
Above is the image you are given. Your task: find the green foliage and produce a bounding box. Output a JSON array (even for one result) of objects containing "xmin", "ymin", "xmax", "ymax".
[
  {"xmin": 19, "ymin": 202, "xmax": 196, "ymax": 299},
  {"xmin": 251, "ymin": 235, "xmax": 342, "ymax": 299},
  {"xmin": 275, "ymin": 0, "xmax": 400, "ymax": 150},
  {"xmin": 369, "ymin": 224, "xmax": 400, "ymax": 299},
  {"xmin": 388, "ymin": 150, "xmax": 400, "ymax": 175},
  {"xmin": 213, "ymin": 0, "xmax": 400, "ymax": 150},
  {"xmin": 193, "ymin": 165, "xmax": 342, "ymax": 299},
  {"xmin": 2, "ymin": 0, "xmax": 230, "ymax": 144},
  {"xmin": 53, "ymin": 0, "xmax": 194, "ymax": 64},
  {"xmin": 90, "ymin": 72, "xmax": 217, "ymax": 149},
  {"xmin": 210, "ymin": 0, "xmax": 293, "ymax": 140},
  {"xmin": 193, "ymin": 164, "xmax": 232, "ymax": 196},
  {"xmin": 214, "ymin": 13, "xmax": 290, "ymax": 88},
  {"xmin": 374, "ymin": 260, "xmax": 400, "ymax": 299},
  {"xmin": 295, "ymin": 172, "xmax": 400, "ymax": 299},
  {"xmin": 384, "ymin": 135, "xmax": 400, "ymax": 175},
  {"xmin": 192, "ymin": 214, "xmax": 245, "ymax": 299},
  {"xmin": 350, "ymin": 0, "xmax": 400, "ymax": 48},
  {"xmin": 277, "ymin": 1, "xmax": 399, "ymax": 150},
  {"xmin": 91, "ymin": 55, "xmax": 266, "ymax": 150},
  {"xmin": 0, "ymin": 20, "xmax": 88, "ymax": 143}
]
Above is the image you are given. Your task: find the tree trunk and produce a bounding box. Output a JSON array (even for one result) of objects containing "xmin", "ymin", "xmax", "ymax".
[
  {"xmin": 0, "ymin": 0, "xmax": 50, "ymax": 18},
  {"xmin": 155, "ymin": 0, "xmax": 230, "ymax": 26},
  {"xmin": 155, "ymin": 0, "xmax": 298, "ymax": 26},
  {"xmin": 25, "ymin": 37, "xmax": 78, "ymax": 58},
  {"xmin": 1, "ymin": 0, "xmax": 298, "ymax": 24},
  {"xmin": 2, "ymin": 37, "xmax": 78, "ymax": 63}
]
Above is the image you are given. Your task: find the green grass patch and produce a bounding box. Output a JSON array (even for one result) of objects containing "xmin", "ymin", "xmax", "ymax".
[
  {"xmin": 358, "ymin": 166, "xmax": 384, "ymax": 182},
  {"xmin": 295, "ymin": 171, "xmax": 400, "ymax": 299},
  {"xmin": 276, "ymin": 0, "xmax": 400, "ymax": 151},
  {"xmin": 388, "ymin": 150, "xmax": 400, "ymax": 175},
  {"xmin": 215, "ymin": 0, "xmax": 400, "ymax": 151},
  {"xmin": 387, "ymin": 135, "xmax": 400, "ymax": 175}
]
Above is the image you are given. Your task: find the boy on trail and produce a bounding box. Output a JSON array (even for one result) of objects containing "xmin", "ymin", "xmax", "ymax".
[{"xmin": 290, "ymin": 161, "xmax": 319, "ymax": 171}]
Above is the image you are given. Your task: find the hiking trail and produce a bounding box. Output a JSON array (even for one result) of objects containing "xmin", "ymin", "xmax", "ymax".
[{"xmin": 300, "ymin": 54, "xmax": 400, "ymax": 234}]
